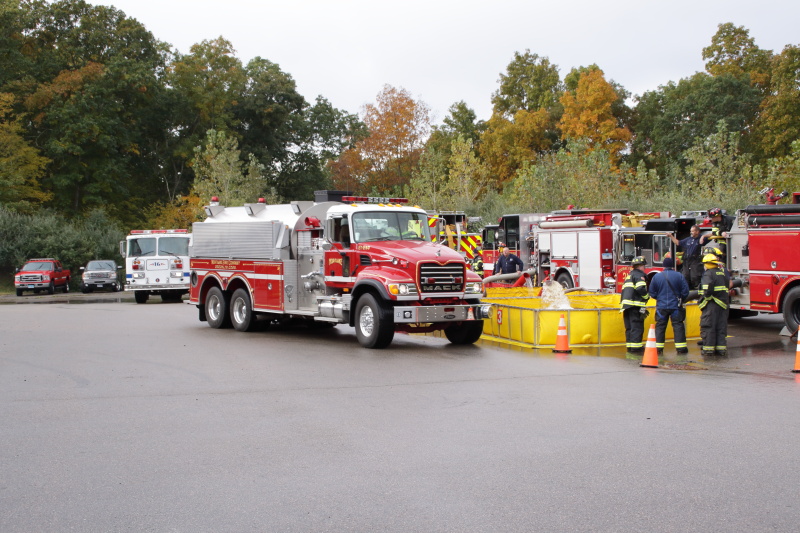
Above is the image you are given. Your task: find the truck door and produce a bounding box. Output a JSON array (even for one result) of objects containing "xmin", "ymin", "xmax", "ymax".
[{"xmin": 578, "ymin": 232, "xmax": 602, "ymax": 289}]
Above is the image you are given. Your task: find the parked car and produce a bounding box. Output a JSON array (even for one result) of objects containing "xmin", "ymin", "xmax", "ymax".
[
  {"xmin": 80, "ymin": 260, "xmax": 121, "ymax": 293},
  {"xmin": 15, "ymin": 258, "xmax": 71, "ymax": 296}
]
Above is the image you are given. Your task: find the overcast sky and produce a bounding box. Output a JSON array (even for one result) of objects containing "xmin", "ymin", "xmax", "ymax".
[{"xmin": 91, "ymin": 0, "xmax": 799, "ymax": 125}]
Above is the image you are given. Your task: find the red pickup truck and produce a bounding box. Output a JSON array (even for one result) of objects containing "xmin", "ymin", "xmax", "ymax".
[{"xmin": 14, "ymin": 258, "xmax": 71, "ymax": 296}]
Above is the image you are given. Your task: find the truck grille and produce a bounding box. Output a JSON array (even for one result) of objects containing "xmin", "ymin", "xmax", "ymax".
[
  {"xmin": 19, "ymin": 274, "xmax": 43, "ymax": 282},
  {"xmin": 419, "ymin": 262, "xmax": 464, "ymax": 293}
]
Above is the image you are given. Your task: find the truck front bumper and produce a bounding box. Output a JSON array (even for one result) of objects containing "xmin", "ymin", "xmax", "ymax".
[
  {"xmin": 393, "ymin": 304, "xmax": 492, "ymax": 323},
  {"xmin": 15, "ymin": 282, "xmax": 49, "ymax": 289}
]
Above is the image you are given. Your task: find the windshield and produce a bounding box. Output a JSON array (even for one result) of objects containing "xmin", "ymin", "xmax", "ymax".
[
  {"xmin": 159, "ymin": 237, "xmax": 190, "ymax": 255},
  {"xmin": 129, "ymin": 237, "xmax": 155, "ymax": 257},
  {"xmin": 87, "ymin": 260, "xmax": 116, "ymax": 270},
  {"xmin": 352, "ymin": 212, "xmax": 431, "ymax": 243},
  {"xmin": 22, "ymin": 261, "xmax": 53, "ymax": 271}
]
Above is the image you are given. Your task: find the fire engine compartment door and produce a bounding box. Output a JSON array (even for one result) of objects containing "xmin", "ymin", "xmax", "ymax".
[
  {"xmin": 577, "ymin": 232, "xmax": 602, "ymax": 290},
  {"xmin": 297, "ymin": 248, "xmax": 325, "ymax": 311}
]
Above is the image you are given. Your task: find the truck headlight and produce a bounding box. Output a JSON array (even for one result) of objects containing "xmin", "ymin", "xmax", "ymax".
[
  {"xmin": 465, "ymin": 282, "xmax": 483, "ymax": 294},
  {"xmin": 388, "ymin": 283, "xmax": 418, "ymax": 295},
  {"xmin": 42, "ymin": 275, "xmax": 50, "ymax": 281}
]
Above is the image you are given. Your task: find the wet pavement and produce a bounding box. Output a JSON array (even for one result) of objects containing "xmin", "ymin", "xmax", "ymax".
[{"xmin": 2, "ymin": 297, "xmax": 800, "ymax": 531}]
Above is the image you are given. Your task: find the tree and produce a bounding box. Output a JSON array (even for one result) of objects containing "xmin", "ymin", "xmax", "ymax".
[
  {"xmin": 631, "ymin": 73, "xmax": 760, "ymax": 172},
  {"xmin": 491, "ymin": 50, "xmax": 563, "ymax": 117},
  {"xmin": 421, "ymin": 101, "xmax": 485, "ymax": 179},
  {"xmin": 191, "ymin": 129, "xmax": 275, "ymax": 207},
  {"xmin": 505, "ymin": 139, "xmax": 621, "ymax": 213},
  {"xmin": 681, "ymin": 120, "xmax": 758, "ymax": 209},
  {"xmin": 406, "ymin": 144, "xmax": 448, "ymax": 211},
  {"xmin": 703, "ymin": 23, "xmax": 772, "ymax": 89},
  {"xmin": 439, "ymin": 136, "xmax": 488, "ymax": 210},
  {"xmin": 11, "ymin": 0, "xmax": 169, "ymax": 221},
  {"xmin": 559, "ymin": 69, "xmax": 631, "ymax": 166},
  {"xmin": 479, "ymin": 108, "xmax": 551, "ymax": 187},
  {"xmin": 330, "ymin": 85, "xmax": 430, "ymax": 195},
  {"xmin": 0, "ymin": 92, "xmax": 51, "ymax": 212},
  {"xmin": 754, "ymin": 45, "xmax": 800, "ymax": 159}
]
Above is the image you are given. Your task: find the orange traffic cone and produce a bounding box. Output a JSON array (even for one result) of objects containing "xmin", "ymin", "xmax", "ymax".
[
  {"xmin": 792, "ymin": 335, "xmax": 800, "ymax": 373},
  {"xmin": 640, "ymin": 324, "xmax": 659, "ymax": 368},
  {"xmin": 553, "ymin": 314, "xmax": 572, "ymax": 353}
]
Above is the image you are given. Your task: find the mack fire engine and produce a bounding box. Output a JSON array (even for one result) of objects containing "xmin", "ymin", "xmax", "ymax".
[
  {"xmin": 188, "ymin": 192, "xmax": 490, "ymax": 349},
  {"xmin": 120, "ymin": 229, "xmax": 191, "ymax": 303}
]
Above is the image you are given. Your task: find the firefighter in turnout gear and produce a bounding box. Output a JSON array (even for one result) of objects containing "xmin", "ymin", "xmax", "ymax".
[
  {"xmin": 699, "ymin": 253, "xmax": 730, "ymax": 357},
  {"xmin": 620, "ymin": 256, "xmax": 650, "ymax": 356},
  {"xmin": 471, "ymin": 247, "xmax": 485, "ymax": 277}
]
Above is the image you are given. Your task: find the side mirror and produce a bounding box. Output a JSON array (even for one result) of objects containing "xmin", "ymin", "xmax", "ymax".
[
  {"xmin": 80, "ymin": 267, "xmax": 85, "ymax": 271},
  {"xmin": 321, "ymin": 242, "xmax": 332, "ymax": 251}
]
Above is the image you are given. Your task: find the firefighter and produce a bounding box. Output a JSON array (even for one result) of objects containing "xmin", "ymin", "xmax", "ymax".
[
  {"xmin": 493, "ymin": 246, "xmax": 523, "ymax": 275},
  {"xmin": 472, "ymin": 247, "xmax": 485, "ymax": 277},
  {"xmin": 708, "ymin": 207, "xmax": 734, "ymax": 236},
  {"xmin": 707, "ymin": 207, "xmax": 734, "ymax": 260},
  {"xmin": 648, "ymin": 257, "xmax": 690, "ymax": 356},
  {"xmin": 620, "ymin": 256, "xmax": 650, "ymax": 356},
  {"xmin": 667, "ymin": 225, "xmax": 704, "ymax": 290},
  {"xmin": 698, "ymin": 252, "xmax": 730, "ymax": 357}
]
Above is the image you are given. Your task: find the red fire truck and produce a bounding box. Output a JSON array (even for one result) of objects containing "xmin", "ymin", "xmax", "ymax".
[
  {"xmin": 726, "ymin": 196, "xmax": 800, "ymax": 333},
  {"xmin": 189, "ymin": 192, "xmax": 490, "ymax": 349},
  {"xmin": 485, "ymin": 210, "xmax": 693, "ymax": 290}
]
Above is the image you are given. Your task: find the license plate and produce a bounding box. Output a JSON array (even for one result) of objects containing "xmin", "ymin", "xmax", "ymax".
[{"xmin": 27, "ymin": 284, "xmax": 35, "ymax": 288}]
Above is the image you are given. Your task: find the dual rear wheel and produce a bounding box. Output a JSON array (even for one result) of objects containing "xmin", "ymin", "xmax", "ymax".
[{"xmin": 205, "ymin": 287, "xmax": 262, "ymax": 332}]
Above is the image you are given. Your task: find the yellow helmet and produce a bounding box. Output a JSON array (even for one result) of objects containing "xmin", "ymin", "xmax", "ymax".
[{"xmin": 702, "ymin": 253, "xmax": 719, "ymax": 264}]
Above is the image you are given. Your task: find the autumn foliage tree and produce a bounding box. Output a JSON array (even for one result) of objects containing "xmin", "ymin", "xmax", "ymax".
[
  {"xmin": 559, "ymin": 69, "xmax": 631, "ymax": 166},
  {"xmin": 331, "ymin": 85, "xmax": 430, "ymax": 195}
]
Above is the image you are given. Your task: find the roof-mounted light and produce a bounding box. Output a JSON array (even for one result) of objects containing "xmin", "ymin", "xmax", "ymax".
[{"xmin": 341, "ymin": 196, "xmax": 409, "ymax": 205}]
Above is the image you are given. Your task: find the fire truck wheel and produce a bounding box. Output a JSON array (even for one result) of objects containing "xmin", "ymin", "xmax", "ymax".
[
  {"xmin": 135, "ymin": 291, "xmax": 149, "ymax": 304},
  {"xmin": 231, "ymin": 288, "xmax": 257, "ymax": 332},
  {"xmin": 205, "ymin": 287, "xmax": 232, "ymax": 328},
  {"xmin": 556, "ymin": 272, "xmax": 574, "ymax": 289},
  {"xmin": 444, "ymin": 321, "xmax": 484, "ymax": 345},
  {"xmin": 355, "ymin": 293, "xmax": 395, "ymax": 349},
  {"xmin": 781, "ymin": 286, "xmax": 800, "ymax": 333}
]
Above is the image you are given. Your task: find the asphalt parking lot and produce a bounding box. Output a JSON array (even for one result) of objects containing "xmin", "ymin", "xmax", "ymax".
[{"xmin": 2, "ymin": 296, "xmax": 800, "ymax": 532}]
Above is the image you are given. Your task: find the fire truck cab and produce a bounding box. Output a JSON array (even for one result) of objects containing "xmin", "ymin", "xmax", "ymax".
[
  {"xmin": 189, "ymin": 193, "xmax": 490, "ymax": 349},
  {"xmin": 120, "ymin": 229, "xmax": 191, "ymax": 303}
]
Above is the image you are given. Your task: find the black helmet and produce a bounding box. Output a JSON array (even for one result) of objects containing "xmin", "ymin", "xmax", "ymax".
[
  {"xmin": 708, "ymin": 207, "xmax": 722, "ymax": 217},
  {"xmin": 631, "ymin": 256, "xmax": 646, "ymax": 266}
]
